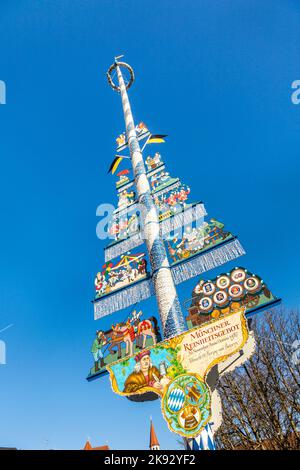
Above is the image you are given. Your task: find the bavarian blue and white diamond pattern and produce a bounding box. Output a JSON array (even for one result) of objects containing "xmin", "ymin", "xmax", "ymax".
[
  {"xmin": 167, "ymin": 387, "xmax": 185, "ymax": 412},
  {"xmin": 185, "ymin": 424, "xmax": 216, "ymax": 450}
]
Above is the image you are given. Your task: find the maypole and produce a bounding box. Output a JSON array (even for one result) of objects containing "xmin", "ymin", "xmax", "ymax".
[
  {"xmin": 87, "ymin": 56, "xmax": 280, "ymax": 451},
  {"xmin": 107, "ymin": 57, "xmax": 186, "ymax": 339},
  {"xmin": 106, "ymin": 56, "xmax": 212, "ymax": 451},
  {"xmin": 93, "ymin": 56, "xmax": 279, "ymax": 450}
]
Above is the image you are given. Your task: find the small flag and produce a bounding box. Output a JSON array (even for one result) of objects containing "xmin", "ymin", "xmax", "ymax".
[
  {"xmin": 108, "ymin": 156, "xmax": 123, "ymax": 175},
  {"xmin": 117, "ymin": 170, "xmax": 130, "ymax": 176},
  {"xmin": 117, "ymin": 169, "xmax": 130, "ymax": 176},
  {"xmin": 147, "ymin": 134, "xmax": 167, "ymax": 144}
]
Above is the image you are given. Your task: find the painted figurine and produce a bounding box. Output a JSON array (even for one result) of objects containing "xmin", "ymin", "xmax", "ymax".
[
  {"xmin": 118, "ymin": 189, "xmax": 135, "ymax": 209},
  {"xmin": 138, "ymin": 258, "xmax": 147, "ymax": 275},
  {"xmin": 208, "ymin": 218, "xmax": 230, "ymax": 241},
  {"xmin": 91, "ymin": 330, "xmax": 107, "ymax": 372},
  {"xmin": 116, "ymin": 133, "xmax": 126, "ymax": 147},
  {"xmin": 177, "ymin": 186, "xmax": 190, "ymax": 204},
  {"xmin": 94, "ymin": 272, "xmax": 107, "ymax": 297},
  {"xmin": 94, "ymin": 255, "xmax": 148, "ymax": 299},
  {"xmin": 108, "ymin": 221, "xmax": 119, "ymax": 238},
  {"xmin": 146, "ymin": 152, "xmax": 162, "ymax": 171},
  {"xmin": 135, "ymin": 121, "xmax": 148, "ymax": 135},
  {"xmin": 184, "ymin": 227, "xmax": 205, "ymax": 252},
  {"xmin": 116, "ymin": 173, "xmax": 130, "ymax": 188},
  {"xmin": 129, "ymin": 309, "xmax": 143, "ymax": 349}
]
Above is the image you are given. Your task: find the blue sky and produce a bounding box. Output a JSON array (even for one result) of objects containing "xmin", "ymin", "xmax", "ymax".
[{"xmin": 0, "ymin": 0, "xmax": 299, "ymax": 450}]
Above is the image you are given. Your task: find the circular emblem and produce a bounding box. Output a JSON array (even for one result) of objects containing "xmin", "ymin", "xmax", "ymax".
[
  {"xmin": 184, "ymin": 381, "xmax": 208, "ymax": 406},
  {"xmin": 202, "ymin": 282, "xmax": 216, "ymax": 296},
  {"xmin": 244, "ymin": 276, "xmax": 261, "ymax": 293},
  {"xmin": 162, "ymin": 374, "xmax": 211, "ymax": 438},
  {"xmin": 231, "ymin": 268, "xmax": 246, "ymax": 283},
  {"xmin": 228, "ymin": 283, "xmax": 244, "ymax": 299},
  {"xmin": 216, "ymin": 275, "xmax": 230, "ymax": 289},
  {"xmin": 198, "ymin": 297, "xmax": 213, "ymax": 312},
  {"xmin": 213, "ymin": 290, "xmax": 229, "ymax": 306},
  {"xmin": 178, "ymin": 406, "xmax": 200, "ymax": 431}
]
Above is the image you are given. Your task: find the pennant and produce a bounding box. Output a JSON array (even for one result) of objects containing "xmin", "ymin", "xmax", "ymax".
[
  {"xmin": 108, "ymin": 156, "xmax": 123, "ymax": 175},
  {"xmin": 148, "ymin": 134, "xmax": 167, "ymax": 144},
  {"xmin": 117, "ymin": 169, "xmax": 130, "ymax": 176}
]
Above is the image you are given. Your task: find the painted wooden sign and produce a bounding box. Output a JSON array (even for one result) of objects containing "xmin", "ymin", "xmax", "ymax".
[{"xmin": 107, "ymin": 308, "xmax": 251, "ymax": 438}]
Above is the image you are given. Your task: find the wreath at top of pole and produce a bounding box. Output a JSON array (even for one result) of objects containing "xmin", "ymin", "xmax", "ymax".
[{"xmin": 107, "ymin": 61, "xmax": 135, "ymax": 92}]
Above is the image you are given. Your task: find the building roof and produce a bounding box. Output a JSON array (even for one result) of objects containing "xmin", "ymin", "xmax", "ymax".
[
  {"xmin": 149, "ymin": 419, "xmax": 160, "ymax": 448},
  {"xmin": 83, "ymin": 440, "xmax": 109, "ymax": 450}
]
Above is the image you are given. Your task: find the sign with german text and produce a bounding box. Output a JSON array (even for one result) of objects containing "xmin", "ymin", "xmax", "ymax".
[{"xmin": 107, "ymin": 308, "xmax": 250, "ymax": 438}]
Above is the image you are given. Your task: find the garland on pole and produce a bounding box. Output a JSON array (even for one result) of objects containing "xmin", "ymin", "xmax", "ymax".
[
  {"xmin": 104, "ymin": 202, "xmax": 207, "ymax": 262},
  {"xmin": 171, "ymin": 238, "xmax": 245, "ymax": 285},
  {"xmin": 93, "ymin": 277, "xmax": 153, "ymax": 319}
]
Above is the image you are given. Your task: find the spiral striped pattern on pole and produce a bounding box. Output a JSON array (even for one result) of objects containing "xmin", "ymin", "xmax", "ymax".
[{"xmin": 114, "ymin": 63, "xmax": 186, "ymax": 339}]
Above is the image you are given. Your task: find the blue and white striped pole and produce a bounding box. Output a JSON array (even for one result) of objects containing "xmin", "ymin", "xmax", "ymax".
[{"xmin": 108, "ymin": 58, "xmax": 215, "ymax": 450}]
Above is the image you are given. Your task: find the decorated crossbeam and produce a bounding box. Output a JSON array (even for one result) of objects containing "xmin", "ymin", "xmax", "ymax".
[
  {"xmin": 115, "ymin": 154, "xmax": 182, "ymax": 198},
  {"xmin": 87, "ymin": 309, "xmax": 162, "ymax": 380},
  {"xmin": 116, "ymin": 122, "xmax": 150, "ymax": 152},
  {"xmin": 149, "ymin": 166, "xmax": 179, "ymax": 194},
  {"xmin": 167, "ymin": 218, "xmax": 240, "ymax": 265},
  {"xmin": 96, "ymin": 239, "xmax": 244, "ymax": 319},
  {"xmin": 171, "ymin": 238, "xmax": 245, "ymax": 284},
  {"xmin": 93, "ymin": 252, "xmax": 152, "ymax": 319},
  {"xmin": 114, "ymin": 153, "xmax": 164, "ymax": 192},
  {"xmin": 145, "ymin": 152, "xmax": 164, "ymax": 172},
  {"xmin": 106, "ymin": 307, "xmax": 255, "ymax": 438},
  {"xmin": 105, "ymin": 202, "xmax": 207, "ymax": 262},
  {"xmin": 159, "ymin": 202, "xmax": 206, "ymax": 236},
  {"xmin": 94, "ymin": 252, "xmax": 148, "ymax": 299},
  {"xmin": 153, "ymin": 184, "xmax": 191, "ymax": 215},
  {"xmin": 116, "ymin": 122, "xmax": 167, "ymax": 158},
  {"xmin": 167, "ymin": 216, "xmax": 246, "ymax": 285},
  {"xmin": 108, "ymin": 158, "xmax": 196, "ymax": 239},
  {"xmin": 184, "ymin": 266, "xmax": 281, "ymax": 328},
  {"xmin": 114, "ymin": 188, "xmax": 136, "ymax": 212},
  {"xmin": 93, "ymin": 278, "xmax": 153, "ymax": 319},
  {"xmin": 98, "ymin": 219, "xmax": 245, "ymax": 319},
  {"xmin": 116, "ymin": 171, "xmax": 131, "ymax": 190}
]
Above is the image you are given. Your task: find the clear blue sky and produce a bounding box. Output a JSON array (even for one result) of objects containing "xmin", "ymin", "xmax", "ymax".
[{"xmin": 0, "ymin": 0, "xmax": 299, "ymax": 450}]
